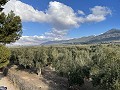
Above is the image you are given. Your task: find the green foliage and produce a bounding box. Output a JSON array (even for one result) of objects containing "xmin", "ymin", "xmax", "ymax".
[
  {"xmin": 68, "ymin": 67, "xmax": 84, "ymax": 86},
  {"xmin": 0, "ymin": 0, "xmax": 8, "ymax": 7},
  {"xmin": 18, "ymin": 48, "xmax": 34, "ymax": 68},
  {"xmin": 10, "ymin": 44, "xmax": 120, "ymax": 89},
  {"xmin": 0, "ymin": 11, "xmax": 22, "ymax": 44},
  {"xmin": 0, "ymin": 0, "xmax": 22, "ymax": 44},
  {"xmin": 90, "ymin": 45, "xmax": 120, "ymax": 90},
  {"xmin": 68, "ymin": 66, "xmax": 90, "ymax": 86},
  {"xmin": 0, "ymin": 45, "xmax": 11, "ymax": 68},
  {"xmin": 34, "ymin": 46, "xmax": 48, "ymax": 69}
]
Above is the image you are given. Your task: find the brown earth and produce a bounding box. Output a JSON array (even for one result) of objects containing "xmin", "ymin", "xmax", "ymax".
[
  {"xmin": 8, "ymin": 65, "xmax": 68, "ymax": 90},
  {"xmin": 0, "ymin": 72, "xmax": 18, "ymax": 90},
  {"xmin": 0, "ymin": 66, "xmax": 98, "ymax": 90}
]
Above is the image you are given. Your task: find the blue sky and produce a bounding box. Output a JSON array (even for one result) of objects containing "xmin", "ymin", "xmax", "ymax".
[{"xmin": 3, "ymin": 0, "xmax": 120, "ymax": 45}]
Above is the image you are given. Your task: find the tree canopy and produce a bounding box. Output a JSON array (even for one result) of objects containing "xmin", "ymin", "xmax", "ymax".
[
  {"xmin": 0, "ymin": 0, "xmax": 22, "ymax": 68},
  {"xmin": 10, "ymin": 45, "xmax": 120, "ymax": 90},
  {"xmin": 0, "ymin": 0, "xmax": 8, "ymax": 11},
  {"xmin": 0, "ymin": 0, "xmax": 22, "ymax": 44}
]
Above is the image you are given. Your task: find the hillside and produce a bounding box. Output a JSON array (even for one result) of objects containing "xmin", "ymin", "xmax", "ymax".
[{"xmin": 41, "ymin": 29, "xmax": 120, "ymax": 45}]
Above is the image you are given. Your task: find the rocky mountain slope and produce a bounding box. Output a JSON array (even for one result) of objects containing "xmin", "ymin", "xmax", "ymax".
[{"xmin": 41, "ymin": 29, "xmax": 120, "ymax": 45}]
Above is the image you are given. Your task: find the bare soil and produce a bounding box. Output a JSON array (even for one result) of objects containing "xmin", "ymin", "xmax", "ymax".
[
  {"xmin": 0, "ymin": 72, "xmax": 18, "ymax": 90},
  {"xmin": 9, "ymin": 66, "xmax": 68, "ymax": 90},
  {"xmin": 0, "ymin": 66, "xmax": 98, "ymax": 90}
]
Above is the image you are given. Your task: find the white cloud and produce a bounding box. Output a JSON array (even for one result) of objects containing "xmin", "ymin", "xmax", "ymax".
[
  {"xmin": 12, "ymin": 35, "xmax": 47, "ymax": 46},
  {"xmin": 45, "ymin": 28, "xmax": 68, "ymax": 40},
  {"xmin": 10, "ymin": 35, "xmax": 70, "ymax": 46},
  {"xmin": 3, "ymin": 0, "xmax": 47, "ymax": 22},
  {"xmin": 78, "ymin": 10, "xmax": 85, "ymax": 15},
  {"xmin": 85, "ymin": 6, "xmax": 111, "ymax": 22},
  {"xmin": 3, "ymin": 0, "xmax": 112, "ymax": 45},
  {"xmin": 91, "ymin": 6, "xmax": 111, "ymax": 16},
  {"xmin": 46, "ymin": 1, "xmax": 80, "ymax": 30}
]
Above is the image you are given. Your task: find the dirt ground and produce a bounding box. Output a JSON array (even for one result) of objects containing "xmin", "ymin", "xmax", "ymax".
[
  {"xmin": 0, "ymin": 65, "xmax": 68, "ymax": 90},
  {"xmin": 0, "ymin": 66, "xmax": 98, "ymax": 90},
  {"xmin": 0, "ymin": 72, "xmax": 18, "ymax": 90},
  {"xmin": 9, "ymin": 66, "xmax": 68, "ymax": 90}
]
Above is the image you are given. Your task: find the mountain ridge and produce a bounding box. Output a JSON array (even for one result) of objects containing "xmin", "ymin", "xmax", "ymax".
[{"xmin": 41, "ymin": 29, "xmax": 120, "ymax": 45}]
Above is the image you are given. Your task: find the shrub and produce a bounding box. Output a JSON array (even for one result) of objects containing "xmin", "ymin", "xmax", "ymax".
[
  {"xmin": 0, "ymin": 45, "xmax": 11, "ymax": 68},
  {"xmin": 91, "ymin": 45, "xmax": 120, "ymax": 90}
]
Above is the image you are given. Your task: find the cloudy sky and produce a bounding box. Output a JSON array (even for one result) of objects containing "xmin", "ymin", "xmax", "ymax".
[{"xmin": 3, "ymin": 0, "xmax": 120, "ymax": 45}]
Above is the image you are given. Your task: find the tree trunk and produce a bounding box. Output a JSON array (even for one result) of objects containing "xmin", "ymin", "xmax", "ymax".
[{"xmin": 37, "ymin": 68, "xmax": 41, "ymax": 77}]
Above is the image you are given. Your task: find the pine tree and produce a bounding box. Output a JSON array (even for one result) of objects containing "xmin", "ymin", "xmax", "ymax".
[
  {"xmin": 0, "ymin": 0, "xmax": 22, "ymax": 44},
  {"xmin": 0, "ymin": 0, "xmax": 22, "ymax": 68},
  {"xmin": 0, "ymin": 0, "xmax": 8, "ymax": 11}
]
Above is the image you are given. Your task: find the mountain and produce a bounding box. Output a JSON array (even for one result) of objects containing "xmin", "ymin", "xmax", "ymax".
[
  {"xmin": 41, "ymin": 29, "xmax": 120, "ymax": 45},
  {"xmin": 41, "ymin": 36, "xmax": 95, "ymax": 45},
  {"xmin": 87, "ymin": 29, "xmax": 120, "ymax": 44}
]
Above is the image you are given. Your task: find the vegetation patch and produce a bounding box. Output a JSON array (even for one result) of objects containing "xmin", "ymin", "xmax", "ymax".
[
  {"xmin": 0, "ymin": 45, "xmax": 11, "ymax": 68},
  {"xmin": 9, "ymin": 44, "xmax": 120, "ymax": 90}
]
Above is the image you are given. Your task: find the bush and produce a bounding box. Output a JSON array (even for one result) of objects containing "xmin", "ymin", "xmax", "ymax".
[
  {"xmin": 91, "ymin": 45, "xmax": 120, "ymax": 90},
  {"xmin": 0, "ymin": 45, "xmax": 11, "ymax": 68},
  {"xmin": 10, "ymin": 45, "xmax": 120, "ymax": 89}
]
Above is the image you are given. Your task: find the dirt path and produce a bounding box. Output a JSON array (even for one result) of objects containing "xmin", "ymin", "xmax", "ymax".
[
  {"xmin": 8, "ymin": 66, "xmax": 68, "ymax": 90},
  {"xmin": 0, "ymin": 72, "xmax": 18, "ymax": 90}
]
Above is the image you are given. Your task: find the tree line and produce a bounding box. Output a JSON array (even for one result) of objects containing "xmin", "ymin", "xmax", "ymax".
[{"xmin": 10, "ymin": 44, "xmax": 120, "ymax": 90}]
